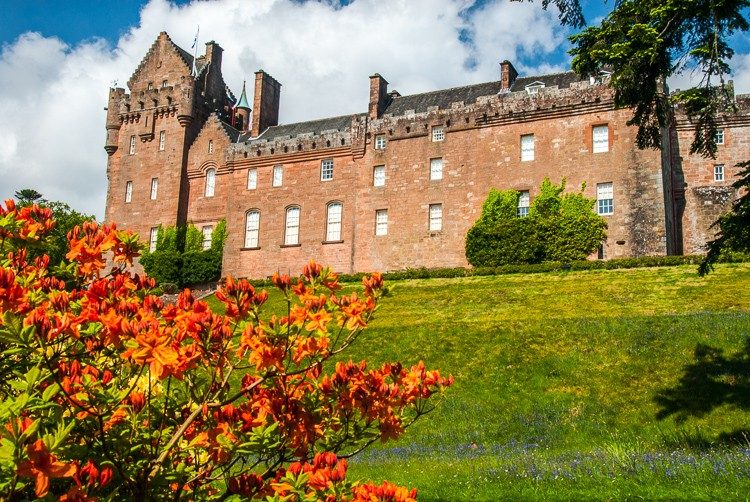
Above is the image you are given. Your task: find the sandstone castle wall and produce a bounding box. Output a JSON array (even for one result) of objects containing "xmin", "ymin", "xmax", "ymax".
[{"xmin": 104, "ymin": 33, "xmax": 750, "ymax": 279}]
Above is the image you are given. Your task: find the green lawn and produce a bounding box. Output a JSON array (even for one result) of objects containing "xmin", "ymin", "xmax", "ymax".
[{"xmin": 212, "ymin": 264, "xmax": 750, "ymax": 500}]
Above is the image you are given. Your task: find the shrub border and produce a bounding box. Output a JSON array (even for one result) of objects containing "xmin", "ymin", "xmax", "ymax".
[{"xmin": 239, "ymin": 254, "xmax": 749, "ymax": 288}]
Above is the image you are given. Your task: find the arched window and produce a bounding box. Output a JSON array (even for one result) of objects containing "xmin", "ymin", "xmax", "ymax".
[
  {"xmin": 326, "ymin": 202, "xmax": 342, "ymax": 241},
  {"xmin": 245, "ymin": 210, "xmax": 260, "ymax": 248},
  {"xmin": 205, "ymin": 168, "xmax": 216, "ymax": 197},
  {"xmin": 284, "ymin": 206, "xmax": 300, "ymax": 245}
]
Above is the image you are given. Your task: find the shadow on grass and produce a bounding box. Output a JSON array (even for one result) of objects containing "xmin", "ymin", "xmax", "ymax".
[{"xmin": 654, "ymin": 338, "xmax": 750, "ymax": 425}]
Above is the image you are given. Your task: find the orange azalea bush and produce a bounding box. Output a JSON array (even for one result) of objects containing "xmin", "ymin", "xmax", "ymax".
[{"xmin": 0, "ymin": 200, "xmax": 452, "ymax": 500}]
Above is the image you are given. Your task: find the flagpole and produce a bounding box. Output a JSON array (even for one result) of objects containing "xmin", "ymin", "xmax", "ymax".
[{"xmin": 191, "ymin": 26, "xmax": 200, "ymax": 77}]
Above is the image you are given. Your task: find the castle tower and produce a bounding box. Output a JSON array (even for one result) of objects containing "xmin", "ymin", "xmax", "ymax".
[
  {"xmin": 233, "ymin": 81, "xmax": 251, "ymax": 132},
  {"xmin": 104, "ymin": 32, "xmax": 233, "ymax": 247}
]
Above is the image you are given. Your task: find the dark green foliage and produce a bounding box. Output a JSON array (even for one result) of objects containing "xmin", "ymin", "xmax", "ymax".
[
  {"xmin": 567, "ymin": 0, "xmax": 749, "ymax": 158},
  {"xmin": 139, "ymin": 250, "xmax": 182, "ymax": 285},
  {"xmin": 180, "ymin": 250, "xmax": 222, "ymax": 286},
  {"xmin": 699, "ymin": 161, "xmax": 750, "ymax": 275},
  {"xmin": 140, "ymin": 219, "xmax": 227, "ymax": 287},
  {"xmin": 466, "ymin": 179, "xmax": 606, "ymax": 266},
  {"xmin": 466, "ymin": 219, "xmax": 543, "ymax": 266},
  {"xmin": 14, "ymin": 188, "xmax": 44, "ymax": 205},
  {"xmin": 240, "ymin": 255, "xmax": 732, "ymax": 288}
]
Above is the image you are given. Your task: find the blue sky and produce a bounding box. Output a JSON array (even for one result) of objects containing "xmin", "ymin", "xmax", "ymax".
[
  {"xmin": 0, "ymin": 0, "xmax": 747, "ymax": 219},
  {"xmin": 0, "ymin": 1, "xmax": 189, "ymax": 46}
]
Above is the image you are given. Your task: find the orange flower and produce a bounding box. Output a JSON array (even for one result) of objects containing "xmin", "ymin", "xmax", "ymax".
[
  {"xmin": 353, "ymin": 480, "xmax": 417, "ymax": 502},
  {"xmin": 122, "ymin": 329, "xmax": 179, "ymax": 379},
  {"xmin": 305, "ymin": 309, "xmax": 333, "ymax": 333},
  {"xmin": 17, "ymin": 439, "xmax": 76, "ymax": 498}
]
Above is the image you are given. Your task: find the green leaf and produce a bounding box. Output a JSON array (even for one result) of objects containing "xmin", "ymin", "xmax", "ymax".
[{"xmin": 42, "ymin": 382, "xmax": 60, "ymax": 401}]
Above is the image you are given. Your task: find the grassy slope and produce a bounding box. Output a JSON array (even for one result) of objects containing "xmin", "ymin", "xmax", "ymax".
[
  {"xmin": 338, "ymin": 264, "xmax": 750, "ymax": 501},
  {"xmin": 208, "ymin": 264, "xmax": 750, "ymax": 500}
]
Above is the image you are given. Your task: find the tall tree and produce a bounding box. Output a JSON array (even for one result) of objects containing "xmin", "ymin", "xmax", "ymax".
[{"xmin": 14, "ymin": 188, "xmax": 44, "ymax": 206}]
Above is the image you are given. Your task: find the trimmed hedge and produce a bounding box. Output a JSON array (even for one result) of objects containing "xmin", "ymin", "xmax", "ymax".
[
  {"xmin": 181, "ymin": 250, "xmax": 222, "ymax": 287},
  {"xmin": 465, "ymin": 219, "xmax": 543, "ymax": 266},
  {"xmin": 139, "ymin": 250, "xmax": 182, "ymax": 285},
  {"xmin": 239, "ymin": 254, "xmax": 747, "ymax": 288}
]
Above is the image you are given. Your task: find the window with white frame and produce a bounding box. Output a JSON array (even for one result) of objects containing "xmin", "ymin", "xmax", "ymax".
[
  {"xmin": 375, "ymin": 209, "xmax": 388, "ymax": 236},
  {"xmin": 326, "ymin": 202, "xmax": 342, "ymax": 241},
  {"xmin": 432, "ymin": 126, "xmax": 444, "ymax": 142},
  {"xmin": 159, "ymin": 131, "xmax": 165, "ymax": 151},
  {"xmin": 272, "ymin": 165, "xmax": 283, "ymax": 187},
  {"xmin": 321, "ymin": 159, "xmax": 334, "ymax": 181},
  {"xmin": 205, "ymin": 168, "xmax": 216, "ymax": 197},
  {"xmin": 129, "ymin": 135, "xmax": 136, "ymax": 155},
  {"xmin": 247, "ymin": 168, "xmax": 257, "ymax": 190},
  {"xmin": 161, "ymin": 80, "xmax": 168, "ymax": 88},
  {"xmin": 715, "ymin": 129, "xmax": 725, "ymax": 145},
  {"xmin": 373, "ymin": 165, "xmax": 385, "ymax": 187},
  {"xmin": 150, "ymin": 178, "xmax": 158, "ymax": 200},
  {"xmin": 525, "ymin": 83, "xmax": 545, "ymax": 95},
  {"xmin": 208, "ymin": 140, "xmax": 214, "ymax": 154},
  {"xmin": 149, "ymin": 227, "xmax": 158, "ymax": 252},
  {"xmin": 593, "ymin": 125, "xmax": 609, "ymax": 153},
  {"xmin": 430, "ymin": 158, "xmax": 443, "ymax": 181},
  {"xmin": 596, "ymin": 182, "xmax": 614, "ymax": 215},
  {"xmin": 125, "ymin": 181, "xmax": 133, "ymax": 203},
  {"xmin": 284, "ymin": 206, "xmax": 300, "ymax": 245},
  {"xmin": 244, "ymin": 210, "xmax": 260, "ymax": 248},
  {"xmin": 517, "ymin": 191, "xmax": 530, "ymax": 217},
  {"xmin": 521, "ymin": 134, "xmax": 535, "ymax": 161},
  {"xmin": 429, "ymin": 204, "xmax": 443, "ymax": 231},
  {"xmin": 374, "ymin": 134, "xmax": 386, "ymax": 150},
  {"xmin": 714, "ymin": 164, "xmax": 725, "ymax": 181},
  {"xmin": 202, "ymin": 226, "xmax": 213, "ymax": 250}
]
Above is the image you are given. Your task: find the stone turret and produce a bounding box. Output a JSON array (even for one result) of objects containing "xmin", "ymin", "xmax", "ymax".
[
  {"xmin": 234, "ymin": 81, "xmax": 251, "ymax": 132},
  {"xmin": 104, "ymin": 87, "xmax": 125, "ymax": 155}
]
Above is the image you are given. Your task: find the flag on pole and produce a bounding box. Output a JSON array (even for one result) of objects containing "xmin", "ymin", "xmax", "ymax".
[{"xmin": 191, "ymin": 26, "xmax": 200, "ymax": 77}]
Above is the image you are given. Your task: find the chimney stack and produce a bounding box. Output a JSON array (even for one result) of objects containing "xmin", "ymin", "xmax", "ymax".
[
  {"xmin": 369, "ymin": 73, "xmax": 389, "ymax": 120},
  {"xmin": 251, "ymin": 70, "xmax": 281, "ymax": 137},
  {"xmin": 500, "ymin": 60, "xmax": 518, "ymax": 91},
  {"xmin": 204, "ymin": 41, "xmax": 223, "ymax": 69}
]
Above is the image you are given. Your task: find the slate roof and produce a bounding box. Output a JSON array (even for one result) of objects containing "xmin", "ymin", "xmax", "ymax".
[
  {"xmin": 382, "ymin": 81, "xmax": 501, "ymax": 115},
  {"xmin": 238, "ymin": 70, "xmax": 585, "ymax": 140},
  {"xmin": 219, "ymin": 120, "xmax": 241, "ymax": 142},
  {"xmin": 240, "ymin": 114, "xmax": 363, "ymax": 143}
]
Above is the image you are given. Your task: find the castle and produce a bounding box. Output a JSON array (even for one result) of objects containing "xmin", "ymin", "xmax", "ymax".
[{"xmin": 104, "ymin": 32, "xmax": 750, "ymax": 278}]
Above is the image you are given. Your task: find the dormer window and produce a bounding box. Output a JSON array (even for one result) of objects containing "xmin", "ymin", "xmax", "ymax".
[
  {"xmin": 525, "ymin": 82, "xmax": 545, "ymax": 95},
  {"xmin": 589, "ymin": 70, "xmax": 613, "ymax": 86}
]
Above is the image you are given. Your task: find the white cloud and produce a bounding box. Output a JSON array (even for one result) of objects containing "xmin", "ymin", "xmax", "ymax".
[{"xmin": 2, "ymin": 0, "xmax": 745, "ymax": 219}]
